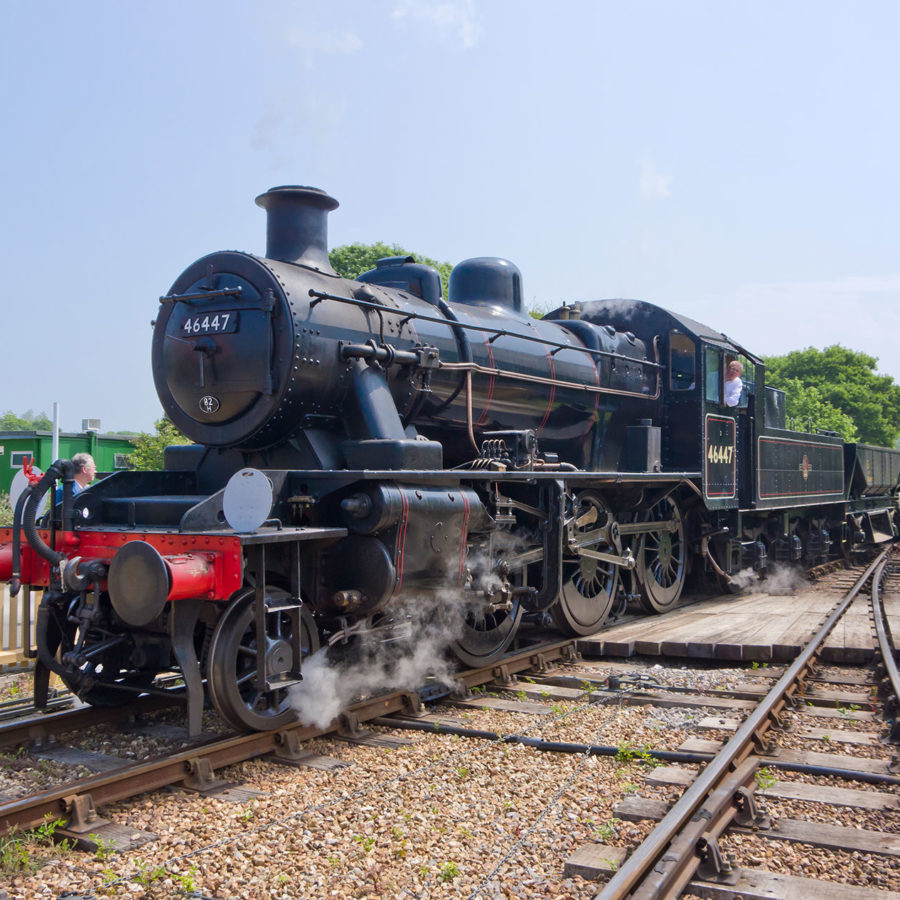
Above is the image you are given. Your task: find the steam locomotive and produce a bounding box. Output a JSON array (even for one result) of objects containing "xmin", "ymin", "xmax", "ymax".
[{"xmin": 3, "ymin": 185, "xmax": 899, "ymax": 734}]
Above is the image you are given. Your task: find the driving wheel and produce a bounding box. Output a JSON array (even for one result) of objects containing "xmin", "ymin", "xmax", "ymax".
[
  {"xmin": 635, "ymin": 497, "xmax": 687, "ymax": 613},
  {"xmin": 551, "ymin": 492, "xmax": 620, "ymax": 636}
]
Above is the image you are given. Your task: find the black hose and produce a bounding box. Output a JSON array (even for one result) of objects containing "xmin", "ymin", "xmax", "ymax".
[
  {"xmin": 374, "ymin": 717, "xmax": 900, "ymax": 786},
  {"xmin": 23, "ymin": 460, "xmax": 74, "ymax": 565},
  {"xmin": 35, "ymin": 596, "xmax": 72, "ymax": 683},
  {"xmin": 372, "ymin": 717, "xmax": 702, "ymax": 763}
]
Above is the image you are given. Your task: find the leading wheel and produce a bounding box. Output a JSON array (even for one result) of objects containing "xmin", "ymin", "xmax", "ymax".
[
  {"xmin": 208, "ymin": 587, "xmax": 319, "ymax": 732},
  {"xmin": 635, "ymin": 497, "xmax": 687, "ymax": 613},
  {"xmin": 49, "ymin": 598, "xmax": 158, "ymax": 707},
  {"xmin": 551, "ymin": 492, "xmax": 620, "ymax": 636}
]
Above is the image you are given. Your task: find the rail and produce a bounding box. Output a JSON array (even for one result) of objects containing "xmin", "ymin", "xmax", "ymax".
[
  {"xmin": 872, "ymin": 555, "xmax": 900, "ymax": 740},
  {"xmin": 596, "ymin": 547, "xmax": 891, "ymax": 900},
  {"xmin": 0, "ymin": 639, "xmax": 579, "ymax": 836}
]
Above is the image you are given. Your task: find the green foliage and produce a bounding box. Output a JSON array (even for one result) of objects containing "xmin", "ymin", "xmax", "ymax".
[
  {"xmin": 615, "ymin": 741, "xmax": 662, "ymax": 767},
  {"xmin": 127, "ymin": 416, "xmax": 192, "ymax": 471},
  {"xmin": 776, "ymin": 378, "xmax": 859, "ymax": 441},
  {"xmin": 0, "ymin": 831, "xmax": 32, "ymax": 874},
  {"xmin": 134, "ymin": 860, "xmax": 167, "ymax": 893},
  {"xmin": 438, "ymin": 861, "xmax": 460, "ymax": 882},
  {"xmin": 90, "ymin": 833, "xmax": 117, "ymax": 861},
  {"xmin": 764, "ymin": 346, "xmax": 900, "ymax": 446},
  {"xmin": 0, "ymin": 492, "xmax": 12, "ymax": 527},
  {"xmin": 329, "ymin": 242, "xmax": 453, "ymax": 299},
  {"xmin": 173, "ymin": 865, "xmax": 199, "ymax": 892},
  {"xmin": 755, "ymin": 766, "xmax": 777, "ymax": 790},
  {"xmin": 353, "ymin": 834, "xmax": 376, "ymax": 853},
  {"xmin": 593, "ymin": 818, "xmax": 622, "ymax": 841},
  {"xmin": 0, "ymin": 409, "xmax": 53, "ymax": 431},
  {"xmin": 0, "ymin": 817, "xmax": 71, "ymax": 875}
]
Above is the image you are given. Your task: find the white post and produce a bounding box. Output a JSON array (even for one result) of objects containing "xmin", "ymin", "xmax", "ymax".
[{"xmin": 52, "ymin": 402, "xmax": 60, "ymax": 462}]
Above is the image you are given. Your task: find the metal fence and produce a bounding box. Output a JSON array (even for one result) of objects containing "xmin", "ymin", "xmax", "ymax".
[{"xmin": 0, "ymin": 584, "xmax": 38, "ymax": 670}]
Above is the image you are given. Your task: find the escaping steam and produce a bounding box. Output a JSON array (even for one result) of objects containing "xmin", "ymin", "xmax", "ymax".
[
  {"xmin": 289, "ymin": 587, "xmax": 474, "ymax": 729},
  {"xmin": 727, "ymin": 563, "xmax": 809, "ymax": 595},
  {"xmin": 289, "ymin": 528, "xmax": 532, "ymax": 728}
]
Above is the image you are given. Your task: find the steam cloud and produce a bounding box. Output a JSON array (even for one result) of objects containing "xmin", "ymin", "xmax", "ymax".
[
  {"xmin": 288, "ymin": 528, "xmax": 535, "ymax": 728},
  {"xmin": 726, "ymin": 563, "xmax": 809, "ymax": 595},
  {"xmin": 289, "ymin": 588, "xmax": 473, "ymax": 729}
]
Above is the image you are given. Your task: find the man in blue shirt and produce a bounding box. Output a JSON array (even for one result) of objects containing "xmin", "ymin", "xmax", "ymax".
[{"xmin": 55, "ymin": 453, "xmax": 97, "ymax": 504}]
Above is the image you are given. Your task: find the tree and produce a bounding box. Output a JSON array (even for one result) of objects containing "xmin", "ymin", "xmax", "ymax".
[
  {"xmin": 775, "ymin": 378, "xmax": 859, "ymax": 442},
  {"xmin": 127, "ymin": 416, "xmax": 192, "ymax": 471},
  {"xmin": 0, "ymin": 409, "xmax": 53, "ymax": 431},
  {"xmin": 764, "ymin": 346, "xmax": 900, "ymax": 446},
  {"xmin": 329, "ymin": 242, "xmax": 453, "ymax": 299}
]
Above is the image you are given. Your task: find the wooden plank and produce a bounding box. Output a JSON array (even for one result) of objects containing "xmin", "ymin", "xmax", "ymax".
[
  {"xmin": 795, "ymin": 704, "xmax": 875, "ymax": 722},
  {"xmin": 689, "ymin": 867, "xmax": 900, "ymax": 900},
  {"xmin": 620, "ymin": 780, "xmax": 899, "ymax": 818},
  {"xmin": 716, "ymin": 683, "xmax": 875, "ymax": 709},
  {"xmin": 812, "ymin": 671, "xmax": 877, "ymax": 687},
  {"xmin": 563, "ymin": 843, "xmax": 627, "ymax": 881},
  {"xmin": 729, "ymin": 682, "xmax": 874, "ymax": 706},
  {"xmin": 487, "ymin": 681, "xmax": 585, "ymax": 702},
  {"xmin": 770, "ymin": 748, "xmax": 894, "ymax": 775},
  {"xmin": 643, "ymin": 765, "xmax": 696, "ymax": 786},
  {"xmin": 678, "ymin": 737, "xmax": 723, "ymax": 753},
  {"xmin": 34, "ymin": 747, "xmax": 126, "ymax": 773},
  {"xmin": 795, "ymin": 725, "xmax": 883, "ymax": 747},
  {"xmin": 734, "ymin": 817, "xmax": 900, "ymax": 856},
  {"xmin": 824, "ymin": 603, "xmax": 875, "ymax": 664},
  {"xmin": 593, "ymin": 689, "xmax": 757, "ymax": 713},
  {"xmin": 634, "ymin": 637, "xmax": 664, "ymax": 656},
  {"xmin": 760, "ymin": 780, "xmax": 900, "ymax": 812},
  {"xmin": 696, "ymin": 716, "xmax": 741, "ymax": 731},
  {"xmin": 613, "ymin": 796, "xmax": 670, "ymax": 821},
  {"xmin": 446, "ymin": 696, "xmax": 553, "ymax": 715},
  {"xmin": 587, "ymin": 637, "xmax": 636, "ymax": 657}
]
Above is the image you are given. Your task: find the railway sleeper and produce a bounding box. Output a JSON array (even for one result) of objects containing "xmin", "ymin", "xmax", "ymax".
[{"xmin": 54, "ymin": 793, "xmax": 157, "ymax": 854}]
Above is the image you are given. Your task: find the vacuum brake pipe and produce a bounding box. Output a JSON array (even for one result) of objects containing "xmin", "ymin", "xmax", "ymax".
[
  {"xmin": 372, "ymin": 717, "xmax": 900, "ymax": 786},
  {"xmin": 23, "ymin": 460, "xmax": 75, "ymax": 565}
]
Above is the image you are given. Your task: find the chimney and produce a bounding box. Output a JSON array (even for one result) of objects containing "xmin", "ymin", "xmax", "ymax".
[{"xmin": 254, "ymin": 185, "xmax": 339, "ymax": 275}]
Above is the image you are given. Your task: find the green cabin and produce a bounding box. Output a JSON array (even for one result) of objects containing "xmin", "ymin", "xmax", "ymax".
[{"xmin": 0, "ymin": 430, "xmax": 136, "ymax": 497}]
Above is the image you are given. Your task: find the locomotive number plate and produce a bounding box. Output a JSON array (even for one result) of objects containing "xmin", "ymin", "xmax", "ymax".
[{"xmin": 181, "ymin": 312, "xmax": 239, "ymax": 335}]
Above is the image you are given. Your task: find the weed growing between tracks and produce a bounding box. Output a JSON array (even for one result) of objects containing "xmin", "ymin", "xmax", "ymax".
[{"xmin": 0, "ymin": 816, "xmax": 72, "ymax": 877}]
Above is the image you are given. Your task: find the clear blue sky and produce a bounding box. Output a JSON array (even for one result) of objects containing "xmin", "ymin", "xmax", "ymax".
[{"xmin": 3, "ymin": 1, "xmax": 899, "ymax": 433}]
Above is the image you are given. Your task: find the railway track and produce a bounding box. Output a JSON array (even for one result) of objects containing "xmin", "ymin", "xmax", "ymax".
[
  {"xmin": 0, "ymin": 639, "xmax": 581, "ymax": 842},
  {"xmin": 588, "ymin": 547, "xmax": 899, "ymax": 899},
  {"xmin": 0, "ymin": 556, "xmax": 896, "ymax": 897}
]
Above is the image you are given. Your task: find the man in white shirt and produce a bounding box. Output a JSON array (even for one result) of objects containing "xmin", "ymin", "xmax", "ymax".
[{"xmin": 724, "ymin": 361, "xmax": 743, "ymax": 407}]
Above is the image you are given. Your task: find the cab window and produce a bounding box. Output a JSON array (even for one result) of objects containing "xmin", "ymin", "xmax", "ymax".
[
  {"xmin": 669, "ymin": 333, "xmax": 695, "ymax": 390},
  {"xmin": 705, "ymin": 346, "xmax": 721, "ymax": 403},
  {"xmin": 737, "ymin": 355, "xmax": 755, "ymax": 392}
]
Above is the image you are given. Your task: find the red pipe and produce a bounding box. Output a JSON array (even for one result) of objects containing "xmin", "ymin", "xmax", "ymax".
[{"xmin": 0, "ymin": 542, "xmax": 12, "ymax": 582}]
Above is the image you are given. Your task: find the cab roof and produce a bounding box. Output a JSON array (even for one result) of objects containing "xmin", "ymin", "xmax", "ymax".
[{"xmin": 548, "ymin": 298, "xmax": 762, "ymax": 364}]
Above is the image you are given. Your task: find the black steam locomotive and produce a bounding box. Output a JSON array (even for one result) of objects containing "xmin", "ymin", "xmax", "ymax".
[{"xmin": 3, "ymin": 186, "xmax": 899, "ymax": 733}]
